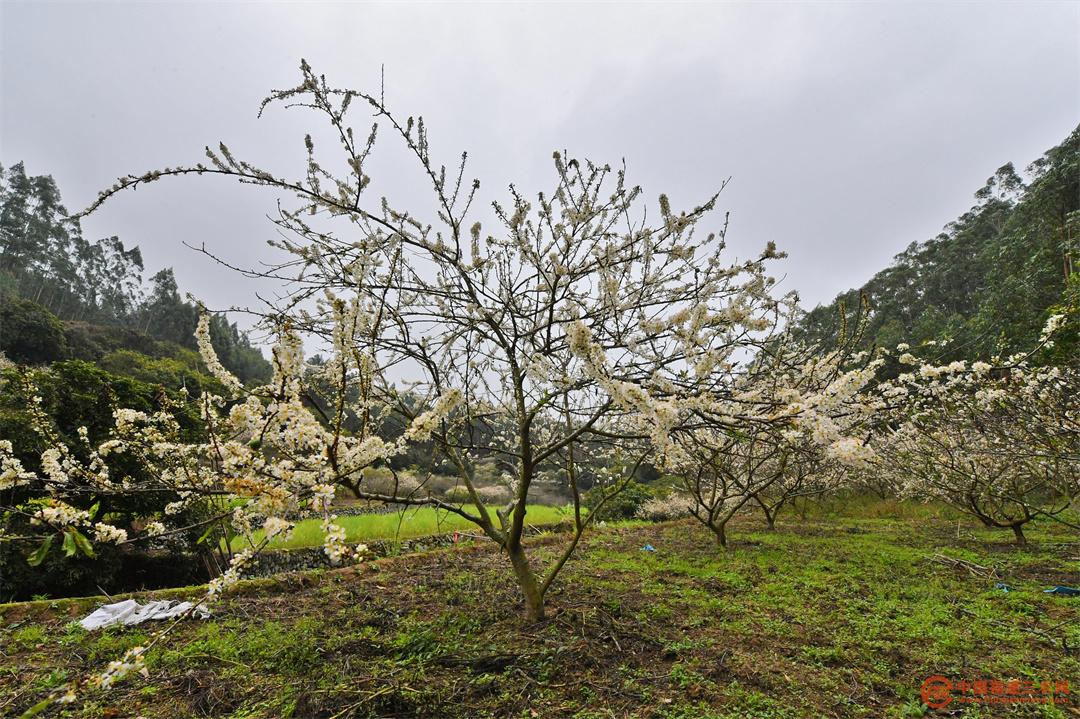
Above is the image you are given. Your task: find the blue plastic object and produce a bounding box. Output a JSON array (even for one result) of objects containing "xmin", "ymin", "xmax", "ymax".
[
  {"xmin": 641, "ymin": 544, "xmax": 657, "ymax": 552},
  {"xmin": 1043, "ymin": 586, "xmax": 1080, "ymax": 596},
  {"xmin": 994, "ymin": 583, "xmax": 1010, "ymax": 592}
]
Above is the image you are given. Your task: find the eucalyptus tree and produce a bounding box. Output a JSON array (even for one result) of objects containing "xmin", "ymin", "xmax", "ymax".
[{"xmin": 0, "ymin": 163, "xmax": 80, "ymax": 301}]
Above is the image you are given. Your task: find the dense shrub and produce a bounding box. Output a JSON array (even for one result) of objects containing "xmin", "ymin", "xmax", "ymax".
[
  {"xmin": 586, "ymin": 481, "xmax": 657, "ymax": 521},
  {"xmin": 443, "ymin": 486, "xmax": 473, "ymax": 503},
  {"xmin": 0, "ymin": 538, "xmax": 125, "ymax": 602},
  {"xmin": 98, "ymin": 348, "xmax": 223, "ymax": 395},
  {"xmin": 0, "ymin": 293, "xmax": 68, "ymax": 364},
  {"xmin": 475, "ymin": 485, "xmax": 510, "ymax": 503},
  {"xmin": 63, "ymin": 321, "xmax": 165, "ymax": 361}
]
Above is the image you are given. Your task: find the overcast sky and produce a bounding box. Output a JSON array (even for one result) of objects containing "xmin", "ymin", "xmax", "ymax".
[{"xmin": 2, "ymin": 1, "xmax": 1078, "ymax": 337}]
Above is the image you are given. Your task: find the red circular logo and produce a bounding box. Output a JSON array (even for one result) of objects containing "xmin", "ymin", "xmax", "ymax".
[{"xmin": 921, "ymin": 675, "xmax": 954, "ymax": 709}]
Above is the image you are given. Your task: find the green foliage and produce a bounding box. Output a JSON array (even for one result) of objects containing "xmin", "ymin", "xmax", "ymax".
[
  {"xmin": 1038, "ymin": 271, "xmax": 1080, "ymax": 365},
  {"xmin": 3, "ymin": 360, "xmax": 201, "ymax": 447},
  {"xmin": 63, "ymin": 320, "xmax": 182, "ymax": 363},
  {"xmin": 97, "ymin": 349, "xmax": 223, "ymax": 395},
  {"xmin": 585, "ymin": 481, "xmax": 657, "ymax": 520},
  {"xmin": 10, "ymin": 625, "xmax": 47, "ymax": 650},
  {"xmin": 202, "ymin": 312, "xmax": 272, "ymax": 385},
  {"xmin": 0, "ymin": 536, "xmax": 125, "ymax": 603},
  {"xmin": 0, "ymin": 292, "xmax": 68, "ymax": 364}
]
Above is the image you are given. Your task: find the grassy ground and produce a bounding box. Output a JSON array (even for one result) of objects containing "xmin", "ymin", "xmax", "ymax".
[
  {"xmin": 1, "ymin": 507, "xmax": 1076, "ymax": 718},
  {"xmin": 230, "ymin": 504, "xmax": 576, "ymax": 551}
]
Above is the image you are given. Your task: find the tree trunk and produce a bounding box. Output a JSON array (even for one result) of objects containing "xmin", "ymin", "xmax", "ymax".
[
  {"xmin": 753, "ymin": 495, "xmax": 776, "ymax": 530},
  {"xmin": 711, "ymin": 522, "xmax": 728, "ymax": 550},
  {"xmin": 506, "ymin": 540, "xmax": 545, "ymax": 620},
  {"xmin": 1011, "ymin": 524, "xmax": 1027, "ymax": 547}
]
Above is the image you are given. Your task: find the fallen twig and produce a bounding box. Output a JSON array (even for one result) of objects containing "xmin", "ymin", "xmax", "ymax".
[{"xmin": 930, "ymin": 553, "xmax": 999, "ymax": 579}]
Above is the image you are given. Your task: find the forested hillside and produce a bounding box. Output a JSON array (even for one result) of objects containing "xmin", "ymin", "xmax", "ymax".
[
  {"xmin": 0, "ymin": 162, "xmax": 271, "ymax": 383},
  {"xmin": 798, "ymin": 126, "xmax": 1079, "ymax": 364},
  {"xmin": 0, "ymin": 163, "xmax": 273, "ymax": 600}
]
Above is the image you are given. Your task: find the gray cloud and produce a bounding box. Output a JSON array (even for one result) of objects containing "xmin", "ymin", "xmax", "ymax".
[{"xmin": 2, "ymin": 1, "xmax": 1077, "ymax": 332}]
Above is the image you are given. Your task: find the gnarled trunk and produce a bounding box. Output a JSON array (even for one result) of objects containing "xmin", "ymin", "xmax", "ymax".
[
  {"xmin": 1011, "ymin": 523, "xmax": 1027, "ymax": 547},
  {"xmin": 506, "ymin": 540, "xmax": 545, "ymax": 620},
  {"xmin": 710, "ymin": 521, "xmax": 728, "ymax": 550}
]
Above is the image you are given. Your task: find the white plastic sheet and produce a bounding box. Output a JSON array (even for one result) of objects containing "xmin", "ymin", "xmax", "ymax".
[{"xmin": 79, "ymin": 599, "xmax": 210, "ymax": 630}]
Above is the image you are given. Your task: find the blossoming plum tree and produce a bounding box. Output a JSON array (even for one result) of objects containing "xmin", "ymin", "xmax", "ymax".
[
  {"xmin": 76, "ymin": 61, "xmax": 799, "ymax": 620},
  {"xmin": 877, "ymin": 326, "xmax": 1080, "ymax": 545},
  {"xmin": 649, "ymin": 328, "xmax": 883, "ymax": 547},
  {"xmin": 747, "ymin": 437, "xmax": 828, "ymax": 532}
]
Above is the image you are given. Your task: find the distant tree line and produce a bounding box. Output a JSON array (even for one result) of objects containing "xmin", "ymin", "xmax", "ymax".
[
  {"xmin": 0, "ymin": 162, "xmax": 271, "ymax": 384},
  {"xmin": 797, "ymin": 126, "xmax": 1079, "ymax": 366}
]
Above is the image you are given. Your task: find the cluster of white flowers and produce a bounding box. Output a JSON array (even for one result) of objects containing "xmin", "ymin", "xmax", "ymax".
[
  {"xmin": 195, "ymin": 312, "xmax": 244, "ymax": 394},
  {"xmin": 113, "ymin": 408, "xmax": 150, "ymax": 431},
  {"xmin": 310, "ymin": 484, "xmax": 336, "ymax": 513},
  {"xmin": 823, "ymin": 437, "xmax": 874, "ymax": 467},
  {"xmin": 1040, "ymin": 313, "xmax": 1066, "ymax": 343},
  {"xmin": 32, "ymin": 501, "xmax": 90, "ymax": 528},
  {"xmin": 93, "ymin": 523, "xmax": 128, "ymax": 544},
  {"xmin": 207, "ymin": 548, "xmax": 254, "ymax": 599},
  {"xmin": 403, "ymin": 389, "xmax": 464, "ymax": 442},
  {"xmin": 917, "ymin": 360, "xmax": 966, "ymax": 379},
  {"xmin": 163, "ymin": 500, "xmax": 186, "ymax": 516},
  {"xmin": 39, "ymin": 448, "xmax": 69, "ymax": 484},
  {"xmin": 262, "ymin": 516, "xmax": 293, "ymax": 539},
  {"xmin": 142, "ymin": 521, "xmax": 166, "ymax": 537},
  {"xmin": 0, "ymin": 440, "xmax": 33, "ymax": 489},
  {"xmin": 89, "ymin": 646, "xmax": 147, "ymax": 690},
  {"xmin": 321, "ymin": 518, "xmax": 349, "ymax": 565}
]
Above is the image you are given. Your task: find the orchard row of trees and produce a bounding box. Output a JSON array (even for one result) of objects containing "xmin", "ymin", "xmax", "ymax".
[
  {"xmin": 663, "ymin": 329, "xmax": 1078, "ymax": 550},
  {"xmin": 0, "ymin": 163, "xmax": 270, "ymax": 383},
  {"xmin": 2, "ymin": 63, "xmax": 1077, "ymax": 705}
]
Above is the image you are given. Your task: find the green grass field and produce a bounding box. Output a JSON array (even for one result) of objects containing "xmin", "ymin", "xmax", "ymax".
[
  {"xmin": 2, "ymin": 505, "xmax": 1076, "ymax": 718},
  {"xmin": 229, "ymin": 504, "xmax": 577, "ymax": 551}
]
